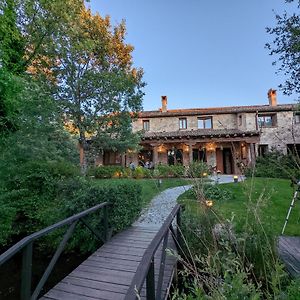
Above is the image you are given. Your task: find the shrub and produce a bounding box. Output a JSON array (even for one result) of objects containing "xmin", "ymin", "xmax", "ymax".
[
  {"xmin": 89, "ymin": 165, "xmax": 125, "ymax": 178},
  {"xmin": 156, "ymin": 164, "xmax": 185, "ymax": 178},
  {"xmin": 246, "ymin": 151, "xmax": 300, "ymax": 179},
  {"xmin": 204, "ymin": 184, "xmax": 234, "ymax": 202},
  {"xmin": 89, "ymin": 165, "xmax": 154, "ymax": 179},
  {"xmin": 187, "ymin": 161, "xmax": 210, "ymax": 178},
  {"xmin": 142, "ymin": 167, "xmax": 153, "ymax": 178},
  {"xmin": 60, "ymin": 181, "xmax": 143, "ymax": 253},
  {"xmin": 133, "ymin": 166, "xmax": 145, "ymax": 179},
  {"xmin": 0, "ymin": 160, "xmax": 81, "ymax": 246}
]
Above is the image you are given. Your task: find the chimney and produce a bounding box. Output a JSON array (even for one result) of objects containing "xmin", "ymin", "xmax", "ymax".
[
  {"xmin": 268, "ymin": 89, "xmax": 277, "ymax": 106},
  {"xmin": 161, "ymin": 96, "xmax": 167, "ymax": 112}
]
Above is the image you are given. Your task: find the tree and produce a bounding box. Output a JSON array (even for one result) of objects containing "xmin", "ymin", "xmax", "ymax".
[
  {"xmin": 266, "ymin": 0, "xmax": 300, "ymax": 98},
  {"xmin": 0, "ymin": 0, "xmax": 25, "ymax": 74},
  {"xmin": 0, "ymin": 0, "xmax": 83, "ymax": 132},
  {"xmin": 0, "ymin": 0, "xmax": 145, "ymax": 172},
  {"xmin": 0, "ymin": 0, "xmax": 25, "ymax": 132},
  {"xmin": 45, "ymin": 7, "xmax": 145, "ymax": 172}
]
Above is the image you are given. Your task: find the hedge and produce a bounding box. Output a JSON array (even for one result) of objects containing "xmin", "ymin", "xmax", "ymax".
[{"xmin": 0, "ymin": 161, "xmax": 143, "ymax": 254}]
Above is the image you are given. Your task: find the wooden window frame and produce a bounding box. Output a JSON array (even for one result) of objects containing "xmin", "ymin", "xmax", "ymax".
[
  {"xmin": 257, "ymin": 114, "xmax": 277, "ymax": 128},
  {"xmin": 197, "ymin": 117, "xmax": 213, "ymax": 129},
  {"xmin": 179, "ymin": 118, "xmax": 187, "ymax": 130},
  {"xmin": 143, "ymin": 120, "xmax": 150, "ymax": 131}
]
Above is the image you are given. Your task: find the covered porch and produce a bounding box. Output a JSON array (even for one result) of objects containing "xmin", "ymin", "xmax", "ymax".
[{"xmin": 134, "ymin": 129, "xmax": 260, "ymax": 175}]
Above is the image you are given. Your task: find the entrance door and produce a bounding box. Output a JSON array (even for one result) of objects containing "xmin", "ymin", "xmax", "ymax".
[{"xmin": 223, "ymin": 148, "xmax": 233, "ymax": 174}]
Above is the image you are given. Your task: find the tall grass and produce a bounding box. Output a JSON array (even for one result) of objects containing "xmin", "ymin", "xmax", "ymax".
[{"xmin": 174, "ymin": 172, "xmax": 300, "ymax": 298}]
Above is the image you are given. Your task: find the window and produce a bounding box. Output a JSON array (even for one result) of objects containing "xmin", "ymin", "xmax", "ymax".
[
  {"xmin": 238, "ymin": 114, "xmax": 243, "ymax": 126},
  {"xmin": 294, "ymin": 113, "xmax": 300, "ymax": 124},
  {"xmin": 198, "ymin": 117, "xmax": 212, "ymax": 129},
  {"xmin": 258, "ymin": 145, "xmax": 268, "ymax": 157},
  {"xmin": 287, "ymin": 144, "xmax": 300, "ymax": 156},
  {"xmin": 179, "ymin": 118, "xmax": 187, "ymax": 129},
  {"xmin": 258, "ymin": 114, "xmax": 277, "ymax": 127},
  {"xmin": 143, "ymin": 120, "xmax": 150, "ymax": 131}
]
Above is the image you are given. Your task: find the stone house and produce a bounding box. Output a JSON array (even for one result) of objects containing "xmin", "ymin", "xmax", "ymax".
[{"xmin": 99, "ymin": 90, "xmax": 300, "ymax": 174}]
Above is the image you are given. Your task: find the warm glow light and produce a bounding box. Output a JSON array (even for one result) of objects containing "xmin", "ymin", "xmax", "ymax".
[
  {"xmin": 206, "ymin": 143, "xmax": 216, "ymax": 152},
  {"xmin": 203, "ymin": 172, "xmax": 208, "ymax": 177},
  {"xmin": 113, "ymin": 172, "xmax": 121, "ymax": 178},
  {"xmin": 158, "ymin": 145, "xmax": 164, "ymax": 153},
  {"xmin": 205, "ymin": 200, "xmax": 213, "ymax": 207},
  {"xmin": 183, "ymin": 145, "xmax": 189, "ymax": 152}
]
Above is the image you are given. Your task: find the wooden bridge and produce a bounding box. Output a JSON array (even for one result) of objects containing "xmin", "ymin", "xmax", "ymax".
[{"xmin": 0, "ymin": 202, "xmax": 183, "ymax": 300}]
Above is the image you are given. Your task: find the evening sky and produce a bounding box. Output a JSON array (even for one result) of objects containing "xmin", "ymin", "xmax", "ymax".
[{"xmin": 89, "ymin": 0, "xmax": 297, "ymax": 111}]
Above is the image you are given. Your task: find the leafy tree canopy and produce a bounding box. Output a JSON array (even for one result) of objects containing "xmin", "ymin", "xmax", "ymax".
[
  {"xmin": 0, "ymin": 0, "xmax": 145, "ymax": 171},
  {"xmin": 266, "ymin": 0, "xmax": 300, "ymax": 98}
]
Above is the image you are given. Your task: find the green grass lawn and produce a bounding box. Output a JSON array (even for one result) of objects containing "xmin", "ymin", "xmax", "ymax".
[
  {"xmin": 93, "ymin": 178, "xmax": 191, "ymax": 206},
  {"xmin": 179, "ymin": 177, "xmax": 300, "ymax": 236}
]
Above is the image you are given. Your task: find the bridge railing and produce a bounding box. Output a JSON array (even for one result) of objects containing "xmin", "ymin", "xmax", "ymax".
[
  {"xmin": 125, "ymin": 204, "xmax": 183, "ymax": 300},
  {"xmin": 0, "ymin": 201, "xmax": 111, "ymax": 300}
]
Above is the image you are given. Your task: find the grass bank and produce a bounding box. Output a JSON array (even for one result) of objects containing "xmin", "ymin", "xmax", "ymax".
[
  {"xmin": 178, "ymin": 177, "xmax": 300, "ymax": 236},
  {"xmin": 93, "ymin": 177, "xmax": 191, "ymax": 207}
]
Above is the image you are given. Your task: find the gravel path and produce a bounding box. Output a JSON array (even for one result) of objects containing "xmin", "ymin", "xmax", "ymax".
[
  {"xmin": 133, "ymin": 185, "xmax": 192, "ymax": 228},
  {"xmin": 133, "ymin": 175, "xmax": 245, "ymax": 229}
]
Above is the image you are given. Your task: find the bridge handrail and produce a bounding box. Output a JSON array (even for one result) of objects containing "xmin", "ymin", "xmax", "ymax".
[
  {"xmin": 0, "ymin": 201, "xmax": 111, "ymax": 300},
  {"xmin": 125, "ymin": 203, "xmax": 182, "ymax": 300}
]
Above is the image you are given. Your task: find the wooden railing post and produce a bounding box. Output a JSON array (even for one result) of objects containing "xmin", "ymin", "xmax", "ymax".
[
  {"xmin": 156, "ymin": 231, "xmax": 169, "ymax": 300},
  {"xmin": 31, "ymin": 222, "xmax": 78, "ymax": 300},
  {"xmin": 177, "ymin": 206, "xmax": 183, "ymax": 255},
  {"xmin": 103, "ymin": 205, "xmax": 109, "ymax": 242},
  {"xmin": 146, "ymin": 258, "xmax": 155, "ymax": 300},
  {"xmin": 21, "ymin": 242, "xmax": 33, "ymax": 300}
]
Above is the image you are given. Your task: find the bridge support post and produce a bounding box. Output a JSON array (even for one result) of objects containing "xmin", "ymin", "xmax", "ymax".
[
  {"xmin": 103, "ymin": 205, "xmax": 109, "ymax": 242},
  {"xmin": 21, "ymin": 242, "xmax": 33, "ymax": 300},
  {"xmin": 146, "ymin": 258, "xmax": 155, "ymax": 300},
  {"xmin": 177, "ymin": 207, "xmax": 183, "ymax": 256}
]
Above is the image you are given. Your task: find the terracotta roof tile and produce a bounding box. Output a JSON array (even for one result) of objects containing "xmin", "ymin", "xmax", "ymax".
[
  {"xmin": 142, "ymin": 129, "xmax": 259, "ymax": 140},
  {"xmin": 139, "ymin": 104, "xmax": 296, "ymax": 118}
]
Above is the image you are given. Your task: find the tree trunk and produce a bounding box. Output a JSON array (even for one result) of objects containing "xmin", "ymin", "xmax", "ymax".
[{"xmin": 79, "ymin": 135, "xmax": 88, "ymax": 175}]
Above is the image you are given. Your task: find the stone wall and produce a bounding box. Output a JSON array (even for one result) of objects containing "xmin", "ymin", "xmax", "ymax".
[
  {"xmin": 259, "ymin": 111, "xmax": 300, "ymax": 153},
  {"xmin": 132, "ymin": 113, "xmax": 238, "ymax": 132}
]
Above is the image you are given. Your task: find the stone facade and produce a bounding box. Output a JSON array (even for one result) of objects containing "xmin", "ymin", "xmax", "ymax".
[{"xmin": 100, "ymin": 90, "xmax": 300, "ymax": 174}]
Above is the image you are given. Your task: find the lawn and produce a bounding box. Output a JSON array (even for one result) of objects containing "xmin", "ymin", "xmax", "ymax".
[
  {"xmin": 93, "ymin": 178, "xmax": 191, "ymax": 206},
  {"xmin": 178, "ymin": 177, "xmax": 300, "ymax": 236}
]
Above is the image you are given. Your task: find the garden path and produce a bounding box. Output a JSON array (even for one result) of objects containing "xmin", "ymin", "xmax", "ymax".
[
  {"xmin": 133, "ymin": 174, "xmax": 244, "ymax": 228},
  {"xmin": 133, "ymin": 185, "xmax": 192, "ymax": 228}
]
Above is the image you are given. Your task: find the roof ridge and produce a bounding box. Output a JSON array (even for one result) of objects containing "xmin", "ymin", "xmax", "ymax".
[{"xmin": 142, "ymin": 103, "xmax": 295, "ymax": 113}]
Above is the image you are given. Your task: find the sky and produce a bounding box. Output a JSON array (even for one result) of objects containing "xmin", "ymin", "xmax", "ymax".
[{"xmin": 89, "ymin": 0, "xmax": 297, "ymax": 111}]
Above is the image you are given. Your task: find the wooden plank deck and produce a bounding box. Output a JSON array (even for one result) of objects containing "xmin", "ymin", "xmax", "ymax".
[
  {"xmin": 278, "ymin": 236, "xmax": 300, "ymax": 278},
  {"xmin": 40, "ymin": 226, "xmax": 177, "ymax": 300}
]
